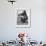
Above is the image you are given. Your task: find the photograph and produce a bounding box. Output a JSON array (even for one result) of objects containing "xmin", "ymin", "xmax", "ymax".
[{"xmin": 16, "ymin": 8, "xmax": 31, "ymax": 28}]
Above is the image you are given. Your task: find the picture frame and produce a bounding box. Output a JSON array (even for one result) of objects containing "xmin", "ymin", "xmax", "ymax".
[{"xmin": 16, "ymin": 8, "xmax": 31, "ymax": 28}]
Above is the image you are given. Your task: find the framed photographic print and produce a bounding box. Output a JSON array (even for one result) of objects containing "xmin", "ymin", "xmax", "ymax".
[{"xmin": 16, "ymin": 8, "xmax": 31, "ymax": 28}]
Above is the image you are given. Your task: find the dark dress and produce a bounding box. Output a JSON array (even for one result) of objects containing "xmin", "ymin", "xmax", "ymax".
[{"xmin": 20, "ymin": 10, "xmax": 28, "ymax": 23}]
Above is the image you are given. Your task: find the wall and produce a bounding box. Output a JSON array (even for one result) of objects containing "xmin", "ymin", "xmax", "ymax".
[{"xmin": 0, "ymin": 0, "xmax": 46, "ymax": 42}]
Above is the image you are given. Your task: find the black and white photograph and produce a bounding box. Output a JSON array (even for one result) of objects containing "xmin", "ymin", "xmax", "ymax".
[{"xmin": 16, "ymin": 8, "xmax": 31, "ymax": 28}]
